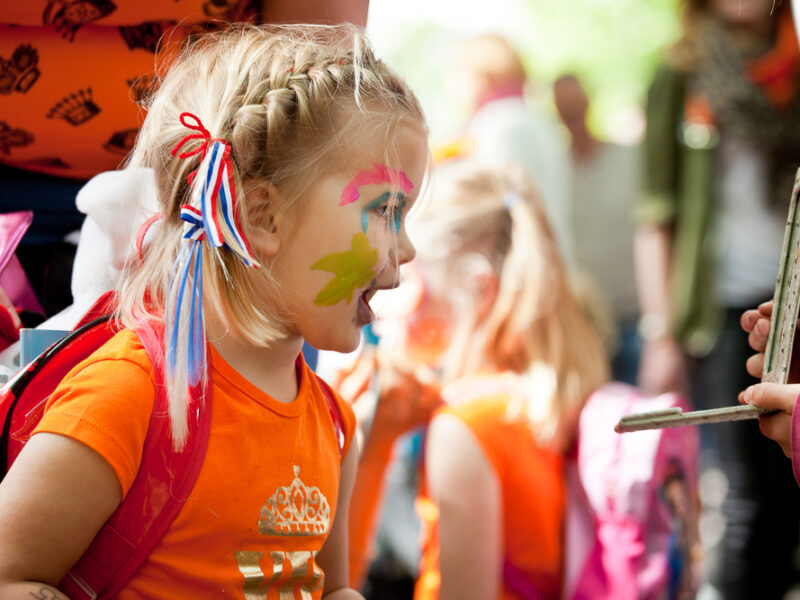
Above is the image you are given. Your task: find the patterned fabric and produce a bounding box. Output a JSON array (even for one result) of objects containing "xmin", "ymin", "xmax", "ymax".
[
  {"xmin": 0, "ymin": 0, "xmax": 259, "ymax": 180},
  {"xmin": 32, "ymin": 328, "xmax": 356, "ymax": 599},
  {"xmin": 694, "ymin": 10, "xmax": 800, "ymax": 206}
]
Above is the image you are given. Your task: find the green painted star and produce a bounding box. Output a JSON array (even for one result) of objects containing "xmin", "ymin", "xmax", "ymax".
[{"xmin": 311, "ymin": 232, "xmax": 378, "ymax": 306}]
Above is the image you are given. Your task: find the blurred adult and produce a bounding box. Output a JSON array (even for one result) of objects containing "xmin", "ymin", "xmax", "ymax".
[
  {"xmin": 635, "ymin": 0, "xmax": 800, "ymax": 596},
  {"xmin": 553, "ymin": 73, "xmax": 641, "ymax": 384},
  {"xmin": 450, "ymin": 33, "xmax": 574, "ymax": 265}
]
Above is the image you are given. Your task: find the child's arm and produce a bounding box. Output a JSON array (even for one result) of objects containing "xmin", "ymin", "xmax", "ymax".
[
  {"xmin": 318, "ymin": 438, "xmax": 365, "ymax": 600},
  {"xmin": 346, "ymin": 359, "xmax": 442, "ymax": 587},
  {"xmin": 0, "ymin": 432, "xmax": 122, "ymax": 599},
  {"xmin": 425, "ymin": 413, "xmax": 502, "ymax": 600}
]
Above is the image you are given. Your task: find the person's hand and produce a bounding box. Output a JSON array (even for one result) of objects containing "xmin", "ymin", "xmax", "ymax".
[
  {"xmin": 740, "ymin": 301, "xmax": 800, "ymax": 382},
  {"xmin": 637, "ymin": 336, "xmax": 689, "ymax": 395},
  {"xmin": 741, "ymin": 300, "xmax": 800, "ymax": 382},
  {"xmin": 368, "ymin": 358, "xmax": 443, "ymax": 450},
  {"xmin": 739, "ymin": 381, "xmax": 799, "ymax": 457},
  {"xmin": 333, "ymin": 351, "xmax": 443, "ymax": 452}
]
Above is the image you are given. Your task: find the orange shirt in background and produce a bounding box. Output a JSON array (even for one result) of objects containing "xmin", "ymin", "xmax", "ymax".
[
  {"xmin": 1, "ymin": 1, "xmax": 258, "ymax": 180},
  {"xmin": 33, "ymin": 328, "xmax": 356, "ymax": 599},
  {"xmin": 415, "ymin": 375, "xmax": 565, "ymax": 600}
]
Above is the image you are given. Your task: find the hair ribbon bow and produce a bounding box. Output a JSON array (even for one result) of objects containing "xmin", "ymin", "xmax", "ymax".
[
  {"xmin": 165, "ymin": 113, "xmax": 259, "ymax": 392},
  {"xmin": 171, "ymin": 112, "xmax": 259, "ymax": 267}
]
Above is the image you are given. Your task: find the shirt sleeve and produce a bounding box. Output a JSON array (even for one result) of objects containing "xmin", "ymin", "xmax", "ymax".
[
  {"xmin": 32, "ymin": 356, "xmax": 155, "ymax": 499},
  {"xmin": 636, "ymin": 63, "xmax": 687, "ymax": 225}
]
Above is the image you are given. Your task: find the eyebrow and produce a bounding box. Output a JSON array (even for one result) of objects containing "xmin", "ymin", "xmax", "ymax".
[{"xmin": 340, "ymin": 162, "xmax": 414, "ymax": 206}]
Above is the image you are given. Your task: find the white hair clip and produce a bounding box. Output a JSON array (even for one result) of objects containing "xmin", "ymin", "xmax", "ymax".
[{"xmin": 503, "ymin": 192, "xmax": 522, "ymax": 211}]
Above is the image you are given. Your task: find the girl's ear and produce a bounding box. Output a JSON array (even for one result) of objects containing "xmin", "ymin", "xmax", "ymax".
[{"xmin": 246, "ymin": 182, "xmax": 283, "ymax": 257}]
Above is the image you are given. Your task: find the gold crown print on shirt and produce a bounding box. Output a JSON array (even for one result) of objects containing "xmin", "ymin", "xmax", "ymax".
[{"xmin": 258, "ymin": 466, "xmax": 331, "ymax": 537}]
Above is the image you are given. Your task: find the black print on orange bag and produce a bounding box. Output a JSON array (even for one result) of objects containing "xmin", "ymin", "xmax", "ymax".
[
  {"xmin": 104, "ymin": 128, "xmax": 138, "ymax": 155},
  {"xmin": 127, "ymin": 74, "xmax": 158, "ymax": 104},
  {"xmin": 47, "ymin": 88, "xmax": 101, "ymax": 126},
  {"xmin": 0, "ymin": 122, "xmax": 34, "ymax": 155},
  {"xmin": 0, "ymin": 45, "xmax": 41, "ymax": 95},
  {"xmin": 118, "ymin": 21, "xmax": 176, "ymax": 53},
  {"xmin": 43, "ymin": 0, "xmax": 117, "ymax": 41}
]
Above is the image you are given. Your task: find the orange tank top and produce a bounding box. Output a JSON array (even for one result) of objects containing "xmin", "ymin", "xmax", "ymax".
[{"xmin": 415, "ymin": 374, "xmax": 565, "ymax": 600}]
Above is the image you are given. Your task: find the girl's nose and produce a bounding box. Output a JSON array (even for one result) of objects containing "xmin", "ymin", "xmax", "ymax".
[{"xmin": 397, "ymin": 227, "xmax": 416, "ymax": 266}]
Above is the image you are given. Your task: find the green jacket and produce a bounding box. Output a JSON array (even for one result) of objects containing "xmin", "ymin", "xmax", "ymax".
[{"xmin": 637, "ymin": 64, "xmax": 722, "ymax": 356}]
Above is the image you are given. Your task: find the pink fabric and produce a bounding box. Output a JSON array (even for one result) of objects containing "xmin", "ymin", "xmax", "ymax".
[
  {"xmin": 596, "ymin": 516, "xmax": 647, "ymax": 600},
  {"xmin": 565, "ymin": 383, "xmax": 698, "ymax": 600},
  {"xmin": 791, "ymin": 393, "xmax": 800, "ymax": 486},
  {"xmin": 0, "ymin": 211, "xmax": 43, "ymax": 315},
  {"xmin": 474, "ymin": 81, "xmax": 525, "ymax": 111}
]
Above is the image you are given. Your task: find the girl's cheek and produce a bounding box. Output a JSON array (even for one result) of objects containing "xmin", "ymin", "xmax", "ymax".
[{"xmin": 368, "ymin": 229, "xmax": 396, "ymax": 271}]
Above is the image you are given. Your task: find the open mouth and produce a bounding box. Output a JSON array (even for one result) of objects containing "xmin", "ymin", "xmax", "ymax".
[{"xmin": 357, "ymin": 287, "xmax": 377, "ymax": 326}]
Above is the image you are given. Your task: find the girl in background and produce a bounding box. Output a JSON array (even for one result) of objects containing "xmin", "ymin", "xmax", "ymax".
[
  {"xmin": 0, "ymin": 24, "xmax": 428, "ymax": 599},
  {"xmin": 407, "ymin": 162, "xmax": 609, "ymax": 599}
]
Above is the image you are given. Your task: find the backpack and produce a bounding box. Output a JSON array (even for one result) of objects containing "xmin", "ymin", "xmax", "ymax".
[
  {"xmin": 0, "ymin": 290, "xmax": 345, "ymax": 600},
  {"xmin": 563, "ymin": 382, "xmax": 699, "ymax": 600}
]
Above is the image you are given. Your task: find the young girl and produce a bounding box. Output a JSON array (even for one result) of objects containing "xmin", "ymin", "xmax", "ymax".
[
  {"xmin": 0, "ymin": 24, "xmax": 428, "ymax": 599},
  {"xmin": 398, "ymin": 162, "xmax": 609, "ymax": 599}
]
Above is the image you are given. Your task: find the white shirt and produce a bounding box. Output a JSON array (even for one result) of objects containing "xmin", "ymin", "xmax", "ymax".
[{"xmin": 467, "ymin": 96, "xmax": 574, "ymax": 266}]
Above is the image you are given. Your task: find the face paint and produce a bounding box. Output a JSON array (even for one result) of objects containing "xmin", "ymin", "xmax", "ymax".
[
  {"xmin": 311, "ymin": 232, "xmax": 378, "ymax": 306},
  {"xmin": 340, "ymin": 162, "xmax": 414, "ymax": 206},
  {"xmin": 361, "ymin": 192, "xmax": 408, "ymax": 234}
]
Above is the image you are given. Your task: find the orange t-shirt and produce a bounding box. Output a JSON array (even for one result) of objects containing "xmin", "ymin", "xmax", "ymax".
[
  {"xmin": 415, "ymin": 375, "xmax": 565, "ymax": 600},
  {"xmin": 1, "ymin": 1, "xmax": 258, "ymax": 179},
  {"xmin": 32, "ymin": 328, "xmax": 356, "ymax": 599}
]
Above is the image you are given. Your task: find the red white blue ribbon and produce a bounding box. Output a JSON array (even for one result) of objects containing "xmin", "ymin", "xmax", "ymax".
[
  {"xmin": 166, "ymin": 113, "xmax": 259, "ymax": 388},
  {"xmin": 171, "ymin": 113, "xmax": 258, "ymax": 267}
]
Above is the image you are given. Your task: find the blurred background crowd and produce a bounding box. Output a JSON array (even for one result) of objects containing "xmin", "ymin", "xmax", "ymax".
[{"xmin": 2, "ymin": 0, "xmax": 800, "ymax": 599}]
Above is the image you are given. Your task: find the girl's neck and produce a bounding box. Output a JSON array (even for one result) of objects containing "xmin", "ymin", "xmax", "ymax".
[{"xmin": 210, "ymin": 330, "xmax": 305, "ymax": 404}]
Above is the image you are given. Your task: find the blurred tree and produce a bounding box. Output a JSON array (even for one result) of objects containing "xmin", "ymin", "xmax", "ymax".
[{"xmin": 367, "ymin": 0, "xmax": 681, "ymax": 144}]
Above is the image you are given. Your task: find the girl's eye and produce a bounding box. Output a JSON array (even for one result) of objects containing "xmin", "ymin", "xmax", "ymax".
[{"xmin": 363, "ymin": 193, "xmax": 407, "ymax": 235}]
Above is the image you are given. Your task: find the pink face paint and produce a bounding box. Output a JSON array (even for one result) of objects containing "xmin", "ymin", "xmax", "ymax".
[{"xmin": 340, "ymin": 162, "xmax": 414, "ymax": 206}]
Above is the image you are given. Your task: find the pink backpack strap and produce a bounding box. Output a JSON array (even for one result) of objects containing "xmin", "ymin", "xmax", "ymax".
[
  {"xmin": 59, "ymin": 321, "xmax": 211, "ymax": 600},
  {"xmin": 503, "ymin": 558, "xmax": 546, "ymax": 600}
]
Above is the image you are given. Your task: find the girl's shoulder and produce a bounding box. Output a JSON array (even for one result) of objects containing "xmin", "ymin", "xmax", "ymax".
[
  {"xmin": 82, "ymin": 327, "xmax": 154, "ymax": 372},
  {"xmin": 33, "ymin": 327, "xmax": 156, "ymax": 496},
  {"xmin": 440, "ymin": 372, "xmax": 524, "ymax": 414}
]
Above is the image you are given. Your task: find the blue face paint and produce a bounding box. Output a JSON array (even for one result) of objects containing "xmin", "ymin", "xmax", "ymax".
[
  {"xmin": 362, "ymin": 191, "xmax": 391, "ymax": 232},
  {"xmin": 361, "ymin": 192, "xmax": 408, "ymax": 235},
  {"xmin": 391, "ymin": 194, "xmax": 408, "ymax": 235}
]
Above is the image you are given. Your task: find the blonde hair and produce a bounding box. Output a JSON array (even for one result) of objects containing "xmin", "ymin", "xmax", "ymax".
[
  {"xmin": 412, "ymin": 162, "xmax": 609, "ymax": 450},
  {"xmin": 456, "ymin": 33, "xmax": 527, "ymax": 89},
  {"xmin": 119, "ymin": 23, "xmax": 425, "ymax": 447}
]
